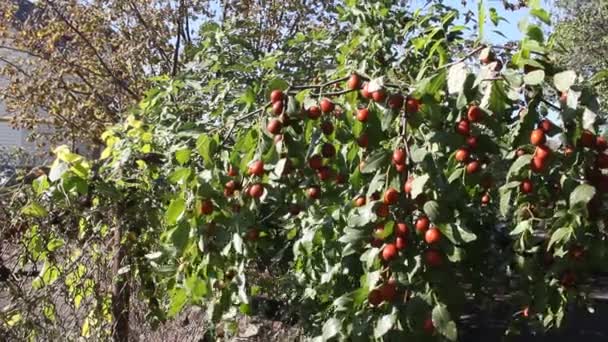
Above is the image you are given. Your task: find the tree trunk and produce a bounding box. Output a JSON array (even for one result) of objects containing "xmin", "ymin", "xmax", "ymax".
[{"xmin": 112, "ymin": 207, "xmax": 129, "ymax": 342}]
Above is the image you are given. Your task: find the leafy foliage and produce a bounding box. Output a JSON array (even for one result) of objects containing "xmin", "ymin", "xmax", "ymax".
[{"xmin": 3, "ymin": 1, "xmax": 608, "ymax": 341}]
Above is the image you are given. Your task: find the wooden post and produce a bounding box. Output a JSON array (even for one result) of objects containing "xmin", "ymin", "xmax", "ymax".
[{"xmin": 111, "ymin": 207, "xmax": 129, "ymax": 342}]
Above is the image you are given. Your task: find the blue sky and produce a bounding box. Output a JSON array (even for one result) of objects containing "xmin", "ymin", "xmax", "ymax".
[{"xmin": 411, "ymin": 0, "xmax": 554, "ymax": 43}]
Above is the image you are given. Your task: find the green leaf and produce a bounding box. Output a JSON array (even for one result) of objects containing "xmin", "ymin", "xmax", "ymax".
[
  {"xmin": 447, "ymin": 63, "xmax": 469, "ymax": 95},
  {"xmin": 524, "ymin": 70, "xmax": 545, "ymax": 85},
  {"xmin": 166, "ymin": 198, "xmax": 186, "ymax": 225},
  {"xmin": 168, "ymin": 287, "xmax": 187, "ymax": 317},
  {"xmin": 168, "ymin": 167, "xmax": 192, "ymax": 184},
  {"xmin": 322, "ymin": 317, "xmax": 341, "ymax": 340},
  {"xmin": 548, "ymin": 227, "xmax": 572, "ymax": 249},
  {"xmin": 488, "ymin": 8, "xmax": 499, "ymax": 26},
  {"xmin": 374, "ymin": 312, "xmax": 396, "ymax": 338},
  {"xmin": 171, "ymin": 223, "xmax": 190, "ymax": 253},
  {"xmin": 338, "ymin": 228, "xmax": 368, "ymax": 244},
  {"xmin": 423, "ymin": 201, "xmax": 441, "ymax": 222},
  {"xmin": 185, "ymin": 274, "xmax": 208, "ymax": 299},
  {"xmin": 32, "ymin": 175, "xmax": 49, "ymax": 195},
  {"xmin": 21, "ymin": 202, "xmax": 48, "ymax": 218},
  {"xmin": 553, "ymin": 70, "xmax": 577, "ymax": 92},
  {"xmin": 196, "ymin": 134, "xmax": 217, "ymax": 166},
  {"xmin": 32, "ymin": 261, "xmax": 61, "ymax": 289},
  {"xmin": 432, "ymin": 303, "xmax": 458, "ymax": 341},
  {"xmin": 448, "ymin": 168, "xmax": 463, "ymax": 183},
  {"xmin": 175, "ymin": 148, "xmax": 191, "ymax": 165},
  {"xmin": 530, "ymin": 8, "xmax": 551, "ymax": 25},
  {"xmin": 499, "ymin": 188, "xmax": 513, "ymax": 217},
  {"xmin": 380, "ymin": 108, "xmax": 396, "ymax": 132},
  {"xmin": 507, "ymin": 155, "xmax": 533, "ymax": 179},
  {"xmin": 510, "ymin": 220, "xmax": 531, "ymax": 236},
  {"xmin": 361, "ymin": 150, "xmax": 388, "ymax": 174},
  {"xmin": 569, "ymin": 184, "xmax": 596, "ymax": 209},
  {"xmin": 410, "ymin": 174, "xmax": 429, "ymax": 199}
]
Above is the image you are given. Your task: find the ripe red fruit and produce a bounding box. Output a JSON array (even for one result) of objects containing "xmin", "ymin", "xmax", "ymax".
[
  {"xmin": 530, "ymin": 156, "xmax": 546, "ymax": 173},
  {"xmin": 321, "ymin": 143, "xmax": 336, "ymax": 158},
  {"xmin": 466, "ymin": 135, "xmax": 478, "ymax": 149},
  {"xmin": 596, "ymin": 136, "xmax": 607, "ymax": 151},
  {"xmin": 370, "ymin": 237, "xmax": 383, "ymax": 248},
  {"xmin": 228, "ymin": 165, "xmax": 238, "ymax": 177},
  {"xmin": 383, "ymin": 188, "xmax": 399, "ymax": 205},
  {"xmin": 392, "ymin": 148, "xmax": 406, "ymax": 165},
  {"xmin": 396, "ymin": 222, "xmax": 409, "ymax": 237},
  {"xmin": 425, "ymin": 228, "xmax": 441, "ymax": 244},
  {"xmin": 245, "ymin": 227, "xmax": 259, "ymax": 241},
  {"xmin": 395, "ymin": 163, "xmax": 406, "ymax": 173},
  {"xmin": 564, "ymin": 145, "xmax": 575, "ymax": 157},
  {"xmin": 569, "ymin": 246, "xmax": 585, "ymax": 261},
  {"xmin": 361, "ymin": 82, "xmax": 372, "ymax": 99},
  {"xmin": 270, "ymin": 89, "xmax": 283, "ymax": 103},
  {"xmin": 372, "ymin": 89, "xmax": 386, "ymax": 102},
  {"xmin": 530, "ymin": 129, "xmax": 546, "ymax": 146},
  {"xmin": 288, "ymin": 204, "xmax": 301, "ymax": 216},
  {"xmin": 404, "ymin": 177, "xmax": 414, "ymax": 194},
  {"xmin": 456, "ymin": 119, "xmax": 470, "ymax": 136},
  {"xmin": 248, "ymin": 183, "xmax": 264, "ymax": 198},
  {"xmin": 267, "ymin": 119, "xmax": 282, "ymax": 135},
  {"xmin": 308, "ymin": 105, "xmax": 322, "ymax": 119},
  {"xmin": 424, "ymin": 249, "xmax": 443, "ymax": 267},
  {"xmin": 406, "ymin": 97, "xmax": 420, "ymax": 113},
  {"xmin": 387, "ymin": 94, "xmax": 404, "ymax": 110},
  {"xmin": 520, "ymin": 179, "xmax": 533, "ymax": 194},
  {"xmin": 467, "ymin": 105, "xmax": 483, "ymax": 122},
  {"xmin": 396, "ymin": 236, "xmax": 407, "ymax": 250},
  {"xmin": 368, "ymin": 289, "xmax": 383, "ymax": 306},
  {"xmin": 559, "ymin": 91, "xmax": 568, "ymax": 104},
  {"xmin": 321, "ymin": 121, "xmax": 334, "ymax": 135},
  {"xmin": 596, "ymin": 153, "xmax": 608, "ymax": 169},
  {"xmin": 308, "ymin": 154, "xmax": 323, "ymax": 169},
  {"xmin": 379, "ymin": 282, "xmax": 397, "ymax": 302},
  {"xmin": 347, "ymin": 73, "xmax": 362, "ymax": 90},
  {"xmin": 357, "ymin": 133, "xmax": 369, "ymax": 148},
  {"xmin": 539, "ymin": 119, "xmax": 553, "ymax": 133},
  {"xmin": 225, "ymin": 180, "xmax": 237, "ymax": 191},
  {"xmin": 316, "ymin": 166, "xmax": 333, "ymax": 181},
  {"xmin": 248, "ymin": 160, "xmax": 264, "ymax": 176},
  {"xmin": 535, "ymin": 145, "xmax": 551, "ymax": 160},
  {"xmin": 376, "ymin": 203, "xmax": 390, "ymax": 218},
  {"xmin": 382, "ymin": 243, "xmax": 398, "ymax": 262},
  {"xmin": 335, "ymin": 173, "xmax": 346, "ymax": 184},
  {"xmin": 580, "ymin": 130, "xmax": 595, "ymax": 148},
  {"xmin": 307, "ymin": 186, "xmax": 321, "ymax": 199},
  {"xmin": 320, "ymin": 98, "xmax": 335, "ymax": 113},
  {"xmin": 199, "ymin": 200, "xmax": 214, "ymax": 215},
  {"xmin": 522, "ymin": 306, "xmax": 530, "ymax": 318},
  {"xmin": 481, "ymin": 193, "xmax": 490, "ymax": 205},
  {"xmin": 455, "ymin": 147, "xmax": 470, "ymax": 163},
  {"xmin": 466, "ymin": 160, "xmax": 480, "ymax": 174},
  {"xmin": 356, "ymin": 108, "xmax": 369, "ymax": 122},
  {"xmin": 272, "ymin": 101, "xmax": 283, "ymax": 115},
  {"xmin": 354, "ymin": 196, "xmax": 366, "ymax": 207},
  {"xmin": 560, "ymin": 271, "xmax": 576, "ymax": 288},
  {"xmin": 415, "ymin": 216, "xmax": 430, "ymax": 233},
  {"xmin": 423, "ymin": 318, "xmax": 435, "ymax": 334}
]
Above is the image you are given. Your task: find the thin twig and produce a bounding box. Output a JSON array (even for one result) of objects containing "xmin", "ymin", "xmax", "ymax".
[
  {"xmin": 440, "ymin": 45, "xmax": 487, "ymax": 70},
  {"xmin": 43, "ymin": 0, "xmax": 140, "ymax": 100},
  {"xmin": 540, "ymin": 98, "xmax": 561, "ymax": 111},
  {"xmin": 310, "ymin": 89, "xmax": 357, "ymax": 97}
]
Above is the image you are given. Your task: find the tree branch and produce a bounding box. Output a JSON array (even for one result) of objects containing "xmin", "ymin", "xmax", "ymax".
[{"xmin": 43, "ymin": 0, "xmax": 140, "ymax": 101}]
